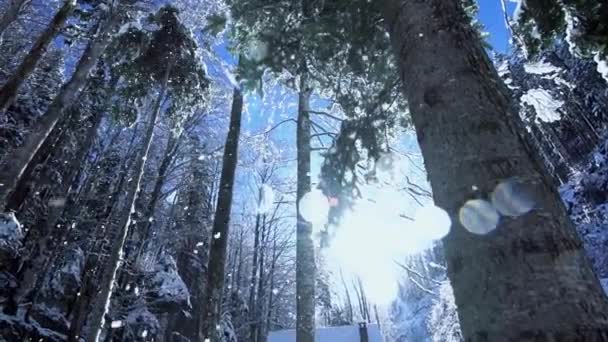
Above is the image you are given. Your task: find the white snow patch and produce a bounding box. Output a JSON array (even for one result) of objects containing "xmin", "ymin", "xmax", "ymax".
[
  {"xmin": 0, "ymin": 213, "xmax": 23, "ymax": 253},
  {"xmin": 222, "ymin": 65, "xmax": 239, "ymax": 88},
  {"xmin": 594, "ymin": 53, "xmax": 608, "ymax": 83},
  {"xmin": 511, "ymin": 0, "xmax": 524, "ymax": 23},
  {"xmin": 257, "ymin": 184, "xmax": 275, "ymax": 214},
  {"xmin": 524, "ymin": 59, "xmax": 560, "ymax": 75},
  {"xmin": 150, "ymin": 255, "xmax": 190, "ymax": 307},
  {"xmin": 601, "ymin": 278, "xmax": 608, "ymax": 296},
  {"xmin": 496, "ymin": 59, "xmax": 510, "ymax": 77},
  {"xmin": 520, "ymin": 88, "xmax": 563, "ymax": 123}
]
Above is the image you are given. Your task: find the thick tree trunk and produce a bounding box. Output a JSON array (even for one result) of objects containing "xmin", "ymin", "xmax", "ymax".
[
  {"xmin": 0, "ymin": 0, "xmax": 28, "ymax": 42},
  {"xmin": 381, "ymin": 0, "xmax": 608, "ymax": 340},
  {"xmin": 85, "ymin": 66, "xmax": 171, "ymax": 342},
  {"xmin": 0, "ymin": 12, "xmax": 119, "ymax": 207},
  {"xmin": 296, "ymin": 72, "xmax": 315, "ymax": 342},
  {"xmin": 200, "ymin": 86, "xmax": 243, "ymax": 342},
  {"xmin": 0, "ymin": 0, "xmax": 75, "ymax": 111}
]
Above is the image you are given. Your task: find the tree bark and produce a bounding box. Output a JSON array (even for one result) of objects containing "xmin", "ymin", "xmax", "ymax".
[
  {"xmin": 0, "ymin": 11, "xmax": 119, "ymax": 208},
  {"xmin": 0, "ymin": 0, "xmax": 75, "ymax": 111},
  {"xmin": 137, "ymin": 132, "xmax": 181, "ymax": 255},
  {"xmin": 248, "ymin": 211, "xmax": 262, "ymax": 342},
  {"xmin": 381, "ymin": 0, "xmax": 608, "ymax": 340},
  {"xmin": 265, "ymin": 228, "xmax": 278, "ymax": 334},
  {"xmin": 0, "ymin": 0, "xmax": 29, "ymax": 42},
  {"xmin": 84, "ymin": 64, "xmax": 171, "ymax": 342},
  {"xmin": 296, "ymin": 71, "xmax": 315, "ymax": 342},
  {"xmin": 255, "ymin": 214, "xmax": 268, "ymax": 342},
  {"xmin": 200, "ymin": 86, "xmax": 243, "ymax": 342}
]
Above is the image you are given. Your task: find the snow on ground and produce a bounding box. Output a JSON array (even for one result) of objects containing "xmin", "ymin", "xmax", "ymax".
[
  {"xmin": 520, "ymin": 88, "xmax": 563, "ymax": 123},
  {"xmin": 268, "ymin": 324, "xmax": 384, "ymax": 342}
]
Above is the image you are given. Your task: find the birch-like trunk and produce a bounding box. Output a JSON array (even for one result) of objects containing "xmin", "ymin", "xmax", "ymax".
[
  {"xmin": 0, "ymin": 0, "xmax": 28, "ymax": 42},
  {"xmin": 84, "ymin": 65, "xmax": 171, "ymax": 342},
  {"xmin": 0, "ymin": 0, "xmax": 75, "ymax": 111},
  {"xmin": 381, "ymin": 0, "xmax": 608, "ymax": 340},
  {"xmin": 200, "ymin": 86, "xmax": 243, "ymax": 342},
  {"xmin": 296, "ymin": 71, "xmax": 315, "ymax": 342},
  {"xmin": 0, "ymin": 11, "xmax": 119, "ymax": 208}
]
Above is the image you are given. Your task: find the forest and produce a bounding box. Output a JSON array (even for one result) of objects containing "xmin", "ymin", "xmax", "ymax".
[{"xmin": 0, "ymin": 0, "xmax": 607, "ymax": 341}]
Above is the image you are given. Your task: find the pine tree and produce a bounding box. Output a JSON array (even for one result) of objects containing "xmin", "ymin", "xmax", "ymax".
[
  {"xmin": 85, "ymin": 6, "xmax": 208, "ymax": 340},
  {"xmin": 0, "ymin": 0, "xmax": 127, "ymax": 208},
  {"xmin": 0, "ymin": 0, "xmax": 76, "ymax": 111},
  {"xmin": 513, "ymin": 0, "xmax": 608, "ymax": 77}
]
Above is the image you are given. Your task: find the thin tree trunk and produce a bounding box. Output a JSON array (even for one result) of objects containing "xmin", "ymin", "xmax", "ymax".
[
  {"xmin": 85, "ymin": 64, "xmax": 171, "ymax": 342},
  {"xmin": 137, "ymin": 132, "xmax": 181, "ymax": 255},
  {"xmin": 0, "ymin": 0, "xmax": 75, "ymax": 111},
  {"xmin": 248, "ymin": 211, "xmax": 262, "ymax": 342},
  {"xmin": 235, "ymin": 228, "xmax": 244, "ymax": 289},
  {"xmin": 296, "ymin": 71, "xmax": 315, "ymax": 342},
  {"xmin": 0, "ymin": 11, "xmax": 119, "ymax": 207},
  {"xmin": 266, "ymin": 228, "xmax": 278, "ymax": 334},
  {"xmin": 200, "ymin": 86, "xmax": 243, "ymax": 342},
  {"xmin": 340, "ymin": 270, "xmax": 354, "ymax": 323},
  {"xmin": 255, "ymin": 214, "xmax": 268, "ymax": 342},
  {"xmin": 381, "ymin": 0, "xmax": 608, "ymax": 340},
  {"xmin": 0, "ymin": 0, "xmax": 29, "ymax": 42}
]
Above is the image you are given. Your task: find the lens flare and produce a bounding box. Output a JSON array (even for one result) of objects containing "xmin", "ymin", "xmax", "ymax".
[{"xmin": 459, "ymin": 199, "xmax": 500, "ymax": 235}]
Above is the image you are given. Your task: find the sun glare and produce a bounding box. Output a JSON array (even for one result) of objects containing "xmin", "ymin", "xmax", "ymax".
[{"xmin": 326, "ymin": 184, "xmax": 451, "ymax": 305}]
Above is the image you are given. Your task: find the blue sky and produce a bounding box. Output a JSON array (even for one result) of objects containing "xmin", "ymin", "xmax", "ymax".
[{"xmin": 478, "ymin": 0, "xmax": 517, "ymax": 53}]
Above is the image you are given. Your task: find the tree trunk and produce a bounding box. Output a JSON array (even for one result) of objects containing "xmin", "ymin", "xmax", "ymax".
[
  {"xmin": 84, "ymin": 65, "xmax": 171, "ymax": 342},
  {"xmin": 381, "ymin": 0, "xmax": 608, "ymax": 340},
  {"xmin": 248, "ymin": 211, "xmax": 262, "ymax": 342},
  {"xmin": 0, "ymin": 0, "xmax": 75, "ymax": 111},
  {"xmin": 296, "ymin": 71, "xmax": 315, "ymax": 342},
  {"xmin": 137, "ymin": 132, "xmax": 181, "ymax": 255},
  {"xmin": 0, "ymin": 0, "xmax": 28, "ymax": 42},
  {"xmin": 255, "ymin": 214, "xmax": 268, "ymax": 342},
  {"xmin": 19, "ymin": 110, "xmax": 103, "ymax": 315},
  {"xmin": 0, "ymin": 11, "xmax": 119, "ymax": 208},
  {"xmin": 265, "ymin": 228, "xmax": 278, "ymax": 334},
  {"xmin": 199, "ymin": 86, "xmax": 243, "ymax": 342}
]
